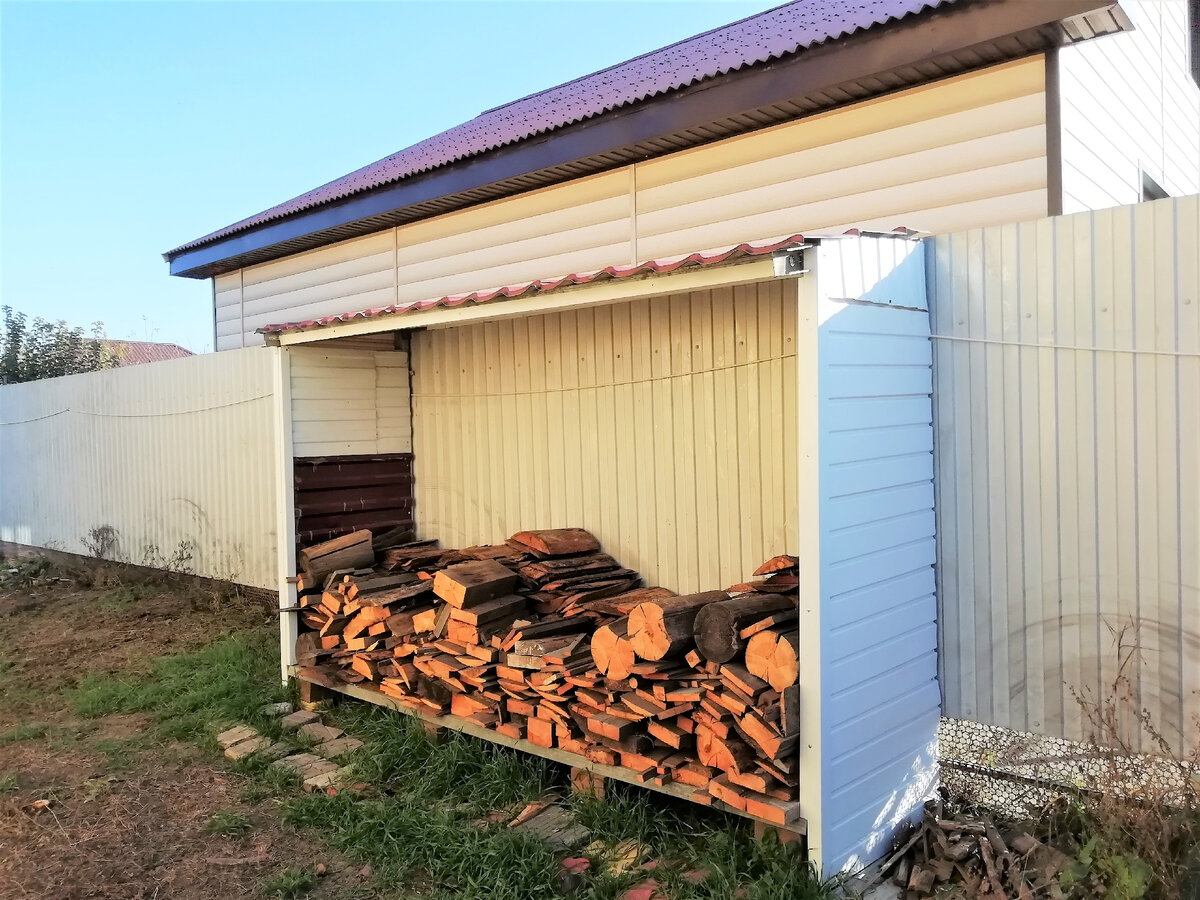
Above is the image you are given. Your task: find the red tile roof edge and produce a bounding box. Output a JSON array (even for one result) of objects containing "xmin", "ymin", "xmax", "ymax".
[{"xmin": 259, "ymin": 229, "xmax": 917, "ymax": 337}]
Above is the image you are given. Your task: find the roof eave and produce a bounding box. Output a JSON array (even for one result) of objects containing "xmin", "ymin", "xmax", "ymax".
[{"xmin": 166, "ymin": 0, "xmax": 1127, "ymax": 280}]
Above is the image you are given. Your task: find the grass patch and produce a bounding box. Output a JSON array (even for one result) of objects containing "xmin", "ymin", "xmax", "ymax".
[
  {"xmin": 207, "ymin": 810, "xmax": 254, "ymax": 837},
  {"xmin": 277, "ymin": 704, "xmax": 828, "ymax": 900},
  {"xmin": 231, "ymin": 751, "xmax": 305, "ymax": 801},
  {"xmin": 93, "ymin": 734, "xmax": 155, "ymax": 771},
  {"xmin": 0, "ymin": 723, "xmax": 50, "ymax": 745},
  {"xmin": 0, "ymin": 773, "xmax": 18, "ymax": 793},
  {"xmin": 69, "ymin": 631, "xmax": 286, "ymax": 744},
  {"xmin": 259, "ymin": 867, "xmax": 318, "ymax": 899},
  {"xmin": 95, "ymin": 584, "xmax": 151, "ymax": 610}
]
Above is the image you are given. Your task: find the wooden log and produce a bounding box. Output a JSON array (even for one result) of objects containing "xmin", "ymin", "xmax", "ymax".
[
  {"xmin": 744, "ymin": 628, "xmax": 799, "ymax": 692},
  {"xmin": 299, "ymin": 530, "xmax": 374, "ymax": 582},
  {"xmin": 693, "ymin": 594, "xmax": 795, "ymax": 663},
  {"xmin": 509, "ymin": 528, "xmax": 599, "ymax": 557},
  {"xmin": 591, "ymin": 620, "xmax": 635, "ymax": 680},
  {"xmin": 696, "ymin": 724, "xmax": 753, "ymax": 775},
  {"xmin": 432, "ymin": 560, "xmax": 518, "ymax": 608},
  {"xmin": 752, "ymin": 555, "xmax": 799, "ymax": 576},
  {"xmin": 626, "ymin": 591, "xmax": 728, "ymax": 661}
]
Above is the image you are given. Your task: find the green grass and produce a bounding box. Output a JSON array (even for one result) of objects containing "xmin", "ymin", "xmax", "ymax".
[
  {"xmin": 93, "ymin": 734, "xmax": 155, "ymax": 771},
  {"xmin": 0, "ymin": 773, "xmax": 18, "ymax": 793},
  {"xmin": 207, "ymin": 810, "xmax": 254, "ymax": 837},
  {"xmin": 278, "ymin": 705, "xmax": 829, "ymax": 900},
  {"xmin": 95, "ymin": 584, "xmax": 151, "ymax": 610},
  {"xmin": 64, "ymin": 631, "xmax": 829, "ymax": 900},
  {"xmin": 260, "ymin": 867, "xmax": 319, "ymax": 899},
  {"xmin": 0, "ymin": 723, "xmax": 50, "ymax": 745},
  {"xmin": 69, "ymin": 631, "xmax": 287, "ymax": 744}
]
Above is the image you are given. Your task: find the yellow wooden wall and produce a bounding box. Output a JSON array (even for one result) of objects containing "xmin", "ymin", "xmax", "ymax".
[
  {"xmin": 411, "ymin": 281, "xmax": 798, "ymax": 593},
  {"xmin": 218, "ymin": 57, "xmax": 1047, "ymax": 349}
]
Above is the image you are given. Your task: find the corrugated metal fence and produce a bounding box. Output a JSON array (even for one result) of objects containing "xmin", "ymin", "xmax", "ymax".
[
  {"xmin": 0, "ymin": 347, "xmax": 280, "ymax": 588},
  {"xmin": 929, "ymin": 195, "xmax": 1199, "ymax": 753}
]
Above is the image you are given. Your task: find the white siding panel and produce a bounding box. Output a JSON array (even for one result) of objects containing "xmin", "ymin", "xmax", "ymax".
[
  {"xmin": 287, "ymin": 346, "xmax": 411, "ymax": 458},
  {"xmin": 411, "ymin": 282, "xmax": 798, "ymax": 593},
  {"xmin": 811, "ymin": 239, "xmax": 939, "ymax": 873},
  {"xmin": 214, "ymin": 60, "xmax": 1047, "ymax": 347},
  {"xmin": 0, "ymin": 348, "xmax": 279, "ymax": 588},
  {"xmin": 929, "ymin": 195, "xmax": 1200, "ymax": 754},
  {"xmin": 1059, "ymin": 0, "xmax": 1200, "ymax": 212}
]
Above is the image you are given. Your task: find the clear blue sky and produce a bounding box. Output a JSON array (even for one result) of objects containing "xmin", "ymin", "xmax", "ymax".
[{"xmin": 1, "ymin": 1, "xmax": 766, "ymax": 352}]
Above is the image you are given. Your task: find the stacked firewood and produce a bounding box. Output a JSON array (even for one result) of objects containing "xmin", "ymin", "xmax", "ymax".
[{"xmin": 292, "ymin": 527, "xmax": 800, "ymax": 824}]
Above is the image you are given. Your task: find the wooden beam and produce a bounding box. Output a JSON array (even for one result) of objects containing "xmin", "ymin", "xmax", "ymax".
[
  {"xmin": 293, "ymin": 668, "xmax": 806, "ymax": 834},
  {"xmin": 274, "ymin": 347, "xmax": 298, "ymax": 683}
]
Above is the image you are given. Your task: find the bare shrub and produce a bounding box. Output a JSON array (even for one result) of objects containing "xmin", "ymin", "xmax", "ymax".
[{"xmin": 1060, "ymin": 622, "xmax": 1200, "ymax": 899}]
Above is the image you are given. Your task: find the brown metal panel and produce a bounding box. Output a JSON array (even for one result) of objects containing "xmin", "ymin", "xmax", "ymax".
[{"xmin": 293, "ymin": 453, "xmax": 414, "ymax": 549}]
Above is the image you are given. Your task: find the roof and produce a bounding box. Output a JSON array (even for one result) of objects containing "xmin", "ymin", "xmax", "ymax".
[
  {"xmin": 258, "ymin": 230, "xmax": 914, "ymax": 338},
  {"xmin": 166, "ymin": 0, "xmax": 1130, "ymax": 279},
  {"xmin": 102, "ymin": 340, "xmax": 195, "ymax": 366},
  {"xmin": 171, "ymin": 0, "xmax": 952, "ymax": 257}
]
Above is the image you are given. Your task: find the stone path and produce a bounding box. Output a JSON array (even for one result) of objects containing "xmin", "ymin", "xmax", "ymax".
[{"xmin": 215, "ymin": 703, "xmax": 363, "ymax": 791}]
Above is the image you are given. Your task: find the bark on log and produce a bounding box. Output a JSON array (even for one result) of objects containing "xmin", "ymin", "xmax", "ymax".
[
  {"xmin": 693, "ymin": 594, "xmax": 795, "ymax": 663},
  {"xmin": 626, "ymin": 591, "xmax": 727, "ymax": 660}
]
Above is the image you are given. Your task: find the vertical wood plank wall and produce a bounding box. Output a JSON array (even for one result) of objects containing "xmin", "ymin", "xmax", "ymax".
[
  {"xmin": 0, "ymin": 348, "xmax": 280, "ymax": 588},
  {"xmin": 1058, "ymin": 0, "xmax": 1200, "ymax": 213},
  {"xmin": 215, "ymin": 58, "xmax": 1047, "ymax": 349},
  {"xmin": 929, "ymin": 195, "xmax": 1200, "ymax": 753},
  {"xmin": 288, "ymin": 343, "xmax": 412, "ymax": 458},
  {"xmin": 410, "ymin": 282, "xmax": 798, "ymax": 593}
]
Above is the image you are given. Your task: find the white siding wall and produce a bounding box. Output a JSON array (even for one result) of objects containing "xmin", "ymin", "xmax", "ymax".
[
  {"xmin": 1059, "ymin": 0, "xmax": 1200, "ymax": 212},
  {"xmin": 799, "ymin": 239, "xmax": 939, "ymax": 873},
  {"xmin": 288, "ymin": 344, "xmax": 411, "ymax": 458},
  {"xmin": 929, "ymin": 195, "xmax": 1200, "ymax": 755},
  {"xmin": 0, "ymin": 348, "xmax": 280, "ymax": 588},
  {"xmin": 218, "ymin": 58, "xmax": 1047, "ymax": 348},
  {"xmin": 411, "ymin": 281, "xmax": 798, "ymax": 594}
]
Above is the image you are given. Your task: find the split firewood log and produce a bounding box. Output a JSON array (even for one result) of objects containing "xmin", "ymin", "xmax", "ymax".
[
  {"xmin": 591, "ymin": 620, "xmax": 635, "ymax": 680},
  {"xmin": 743, "ymin": 626, "xmax": 799, "ymax": 691},
  {"xmin": 626, "ymin": 591, "xmax": 727, "ymax": 660}
]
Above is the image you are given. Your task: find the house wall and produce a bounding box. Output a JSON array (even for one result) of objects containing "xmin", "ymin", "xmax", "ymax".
[
  {"xmin": 0, "ymin": 348, "xmax": 280, "ymax": 588},
  {"xmin": 797, "ymin": 238, "xmax": 939, "ymax": 872},
  {"xmin": 928, "ymin": 195, "xmax": 1200, "ymax": 754},
  {"xmin": 410, "ymin": 280, "xmax": 798, "ymax": 594},
  {"xmin": 288, "ymin": 343, "xmax": 411, "ymax": 458},
  {"xmin": 215, "ymin": 57, "xmax": 1048, "ymax": 349},
  {"xmin": 1058, "ymin": 0, "xmax": 1200, "ymax": 212}
]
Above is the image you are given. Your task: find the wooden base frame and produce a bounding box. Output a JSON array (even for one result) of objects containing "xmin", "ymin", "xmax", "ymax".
[{"xmin": 295, "ymin": 668, "xmax": 804, "ymax": 834}]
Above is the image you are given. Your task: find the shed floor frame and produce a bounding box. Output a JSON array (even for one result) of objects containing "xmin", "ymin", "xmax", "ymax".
[{"xmin": 294, "ymin": 667, "xmax": 805, "ymax": 833}]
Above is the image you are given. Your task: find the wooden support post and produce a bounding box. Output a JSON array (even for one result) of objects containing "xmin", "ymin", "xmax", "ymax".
[
  {"xmin": 298, "ymin": 678, "xmax": 339, "ymax": 710},
  {"xmin": 570, "ymin": 766, "xmax": 605, "ymax": 800},
  {"xmin": 754, "ymin": 820, "xmax": 806, "ymax": 850},
  {"xmin": 422, "ymin": 722, "xmax": 447, "ymax": 743}
]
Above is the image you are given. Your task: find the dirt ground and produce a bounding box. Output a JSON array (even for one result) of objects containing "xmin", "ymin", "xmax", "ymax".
[{"xmin": 0, "ymin": 562, "xmax": 368, "ymax": 900}]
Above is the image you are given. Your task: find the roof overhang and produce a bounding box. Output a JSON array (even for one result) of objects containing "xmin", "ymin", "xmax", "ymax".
[
  {"xmin": 260, "ymin": 231, "xmax": 922, "ymax": 346},
  {"xmin": 168, "ymin": 0, "xmax": 1130, "ymax": 280}
]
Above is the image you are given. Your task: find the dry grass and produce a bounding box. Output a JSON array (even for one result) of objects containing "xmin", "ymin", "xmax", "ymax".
[{"xmin": 1057, "ymin": 625, "xmax": 1200, "ymax": 900}]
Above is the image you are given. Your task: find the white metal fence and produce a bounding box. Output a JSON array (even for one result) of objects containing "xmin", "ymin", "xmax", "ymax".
[
  {"xmin": 929, "ymin": 195, "xmax": 1199, "ymax": 754},
  {"xmin": 0, "ymin": 347, "xmax": 280, "ymax": 589}
]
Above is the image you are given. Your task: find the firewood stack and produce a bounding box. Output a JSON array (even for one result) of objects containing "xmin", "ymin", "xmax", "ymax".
[{"xmin": 292, "ymin": 528, "xmax": 801, "ymax": 824}]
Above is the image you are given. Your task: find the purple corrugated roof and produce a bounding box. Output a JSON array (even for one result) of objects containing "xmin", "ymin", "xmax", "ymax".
[{"xmin": 170, "ymin": 0, "xmax": 956, "ymax": 255}]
